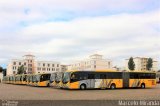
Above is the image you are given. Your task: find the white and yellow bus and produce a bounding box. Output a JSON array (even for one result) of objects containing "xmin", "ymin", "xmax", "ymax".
[
  {"xmin": 33, "ymin": 73, "xmax": 51, "ymax": 87},
  {"xmin": 62, "ymin": 70, "xmax": 156, "ymax": 90}
]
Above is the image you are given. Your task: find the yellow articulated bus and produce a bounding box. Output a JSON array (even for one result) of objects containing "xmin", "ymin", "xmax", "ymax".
[
  {"xmin": 62, "ymin": 70, "xmax": 156, "ymax": 90},
  {"xmin": 3, "ymin": 76, "xmax": 12, "ymax": 84},
  {"xmin": 3, "ymin": 75, "xmax": 14, "ymax": 84},
  {"xmin": 32, "ymin": 73, "xmax": 51, "ymax": 87}
]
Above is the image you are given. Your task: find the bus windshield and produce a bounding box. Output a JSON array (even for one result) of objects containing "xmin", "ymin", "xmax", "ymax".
[
  {"xmin": 63, "ymin": 72, "xmax": 70, "ymax": 83},
  {"xmin": 32, "ymin": 75, "xmax": 37, "ymax": 82},
  {"xmin": 55, "ymin": 72, "xmax": 63, "ymax": 82},
  {"xmin": 36, "ymin": 75, "xmax": 41, "ymax": 82},
  {"xmin": 50, "ymin": 73, "xmax": 56, "ymax": 81},
  {"xmin": 29, "ymin": 76, "xmax": 32, "ymax": 82}
]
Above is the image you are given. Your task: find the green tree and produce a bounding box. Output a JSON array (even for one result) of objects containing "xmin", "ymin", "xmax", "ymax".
[
  {"xmin": 17, "ymin": 65, "xmax": 25, "ymax": 74},
  {"xmin": 128, "ymin": 57, "xmax": 135, "ymax": 71},
  {"xmin": 3, "ymin": 69, "xmax": 6, "ymax": 76},
  {"xmin": 146, "ymin": 58, "xmax": 153, "ymax": 71},
  {"xmin": 0, "ymin": 66, "xmax": 3, "ymax": 72}
]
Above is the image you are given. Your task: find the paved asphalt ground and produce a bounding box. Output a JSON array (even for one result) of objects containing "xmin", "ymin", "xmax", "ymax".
[{"xmin": 0, "ymin": 83, "xmax": 160, "ymax": 100}]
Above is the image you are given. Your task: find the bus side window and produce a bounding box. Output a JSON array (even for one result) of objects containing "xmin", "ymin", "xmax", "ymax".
[
  {"xmin": 151, "ymin": 73, "xmax": 156, "ymax": 79},
  {"xmin": 95, "ymin": 74, "xmax": 100, "ymax": 79},
  {"xmin": 79, "ymin": 73, "xmax": 83, "ymax": 80},
  {"xmin": 107, "ymin": 72, "xmax": 113, "ymax": 79},
  {"xmin": 40, "ymin": 75, "xmax": 44, "ymax": 81},
  {"xmin": 88, "ymin": 74, "xmax": 95, "ymax": 79},
  {"xmin": 100, "ymin": 74, "xmax": 106, "ymax": 79},
  {"xmin": 71, "ymin": 73, "xmax": 79, "ymax": 82},
  {"xmin": 47, "ymin": 74, "xmax": 51, "ymax": 80},
  {"xmin": 78, "ymin": 73, "xmax": 87, "ymax": 80},
  {"xmin": 71, "ymin": 74, "xmax": 75, "ymax": 79}
]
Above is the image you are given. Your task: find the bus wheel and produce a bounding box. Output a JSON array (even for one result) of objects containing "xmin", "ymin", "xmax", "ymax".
[
  {"xmin": 110, "ymin": 84, "xmax": 116, "ymax": 90},
  {"xmin": 80, "ymin": 84, "xmax": 86, "ymax": 90},
  {"xmin": 141, "ymin": 83, "xmax": 145, "ymax": 89}
]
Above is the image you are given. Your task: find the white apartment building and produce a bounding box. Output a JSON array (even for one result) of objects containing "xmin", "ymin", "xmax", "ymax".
[
  {"xmin": 61, "ymin": 65, "xmax": 68, "ymax": 72},
  {"xmin": 125, "ymin": 57, "xmax": 158, "ymax": 71},
  {"xmin": 7, "ymin": 55, "xmax": 35, "ymax": 75},
  {"xmin": 68, "ymin": 54, "xmax": 112, "ymax": 71},
  {"xmin": 35, "ymin": 61, "xmax": 61, "ymax": 74},
  {"xmin": 7, "ymin": 54, "xmax": 63, "ymax": 75}
]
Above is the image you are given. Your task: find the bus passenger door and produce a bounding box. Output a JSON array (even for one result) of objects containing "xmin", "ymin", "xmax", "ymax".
[
  {"xmin": 88, "ymin": 74, "xmax": 95, "ymax": 88},
  {"xmin": 122, "ymin": 72, "xmax": 129, "ymax": 88}
]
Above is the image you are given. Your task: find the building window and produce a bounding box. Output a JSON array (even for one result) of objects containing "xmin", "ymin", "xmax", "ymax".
[
  {"xmin": 57, "ymin": 64, "xmax": 59, "ymax": 67},
  {"xmin": 48, "ymin": 64, "xmax": 50, "ymax": 67},
  {"xmin": 43, "ymin": 63, "xmax": 45, "ymax": 67},
  {"xmin": 13, "ymin": 62, "xmax": 16, "ymax": 65},
  {"xmin": 29, "ymin": 68, "xmax": 32, "ymax": 71},
  {"xmin": 38, "ymin": 63, "xmax": 41, "ymax": 66},
  {"xmin": 24, "ymin": 62, "xmax": 26, "ymax": 65},
  {"xmin": 52, "ymin": 68, "xmax": 55, "ymax": 71},
  {"xmin": 52, "ymin": 64, "xmax": 54, "ymax": 67},
  {"xmin": 94, "ymin": 65, "xmax": 96, "ymax": 68},
  {"xmin": 30, "ymin": 60, "xmax": 32, "ymax": 62},
  {"xmin": 28, "ymin": 64, "xmax": 32, "ymax": 67},
  {"xmin": 19, "ymin": 62, "xmax": 21, "ymax": 65}
]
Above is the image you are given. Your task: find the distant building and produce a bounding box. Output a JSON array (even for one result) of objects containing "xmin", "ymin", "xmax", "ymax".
[
  {"xmin": 7, "ymin": 54, "xmax": 63, "ymax": 75},
  {"xmin": 35, "ymin": 61, "xmax": 61, "ymax": 74},
  {"xmin": 61, "ymin": 65, "xmax": 68, "ymax": 72},
  {"xmin": 7, "ymin": 54, "xmax": 35, "ymax": 75},
  {"xmin": 125, "ymin": 57, "xmax": 158, "ymax": 71},
  {"xmin": 68, "ymin": 54, "xmax": 112, "ymax": 71}
]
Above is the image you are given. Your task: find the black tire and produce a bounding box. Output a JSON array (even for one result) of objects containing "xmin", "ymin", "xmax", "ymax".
[
  {"xmin": 141, "ymin": 83, "xmax": 145, "ymax": 89},
  {"xmin": 110, "ymin": 84, "xmax": 116, "ymax": 89},
  {"xmin": 80, "ymin": 84, "xmax": 86, "ymax": 90}
]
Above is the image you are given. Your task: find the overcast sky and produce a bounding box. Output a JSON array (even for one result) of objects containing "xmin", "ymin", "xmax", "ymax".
[{"xmin": 0, "ymin": 0, "xmax": 160, "ymax": 68}]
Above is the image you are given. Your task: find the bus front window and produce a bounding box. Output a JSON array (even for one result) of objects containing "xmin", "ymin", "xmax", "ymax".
[
  {"xmin": 63, "ymin": 72, "xmax": 70, "ymax": 83},
  {"xmin": 36, "ymin": 75, "xmax": 40, "ymax": 82},
  {"xmin": 50, "ymin": 73, "xmax": 56, "ymax": 82},
  {"xmin": 32, "ymin": 76, "xmax": 37, "ymax": 82},
  {"xmin": 55, "ymin": 73, "xmax": 61, "ymax": 83}
]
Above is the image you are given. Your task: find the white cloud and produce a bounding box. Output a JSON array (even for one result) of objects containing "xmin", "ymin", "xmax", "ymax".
[{"xmin": 0, "ymin": 0, "xmax": 159, "ymax": 68}]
